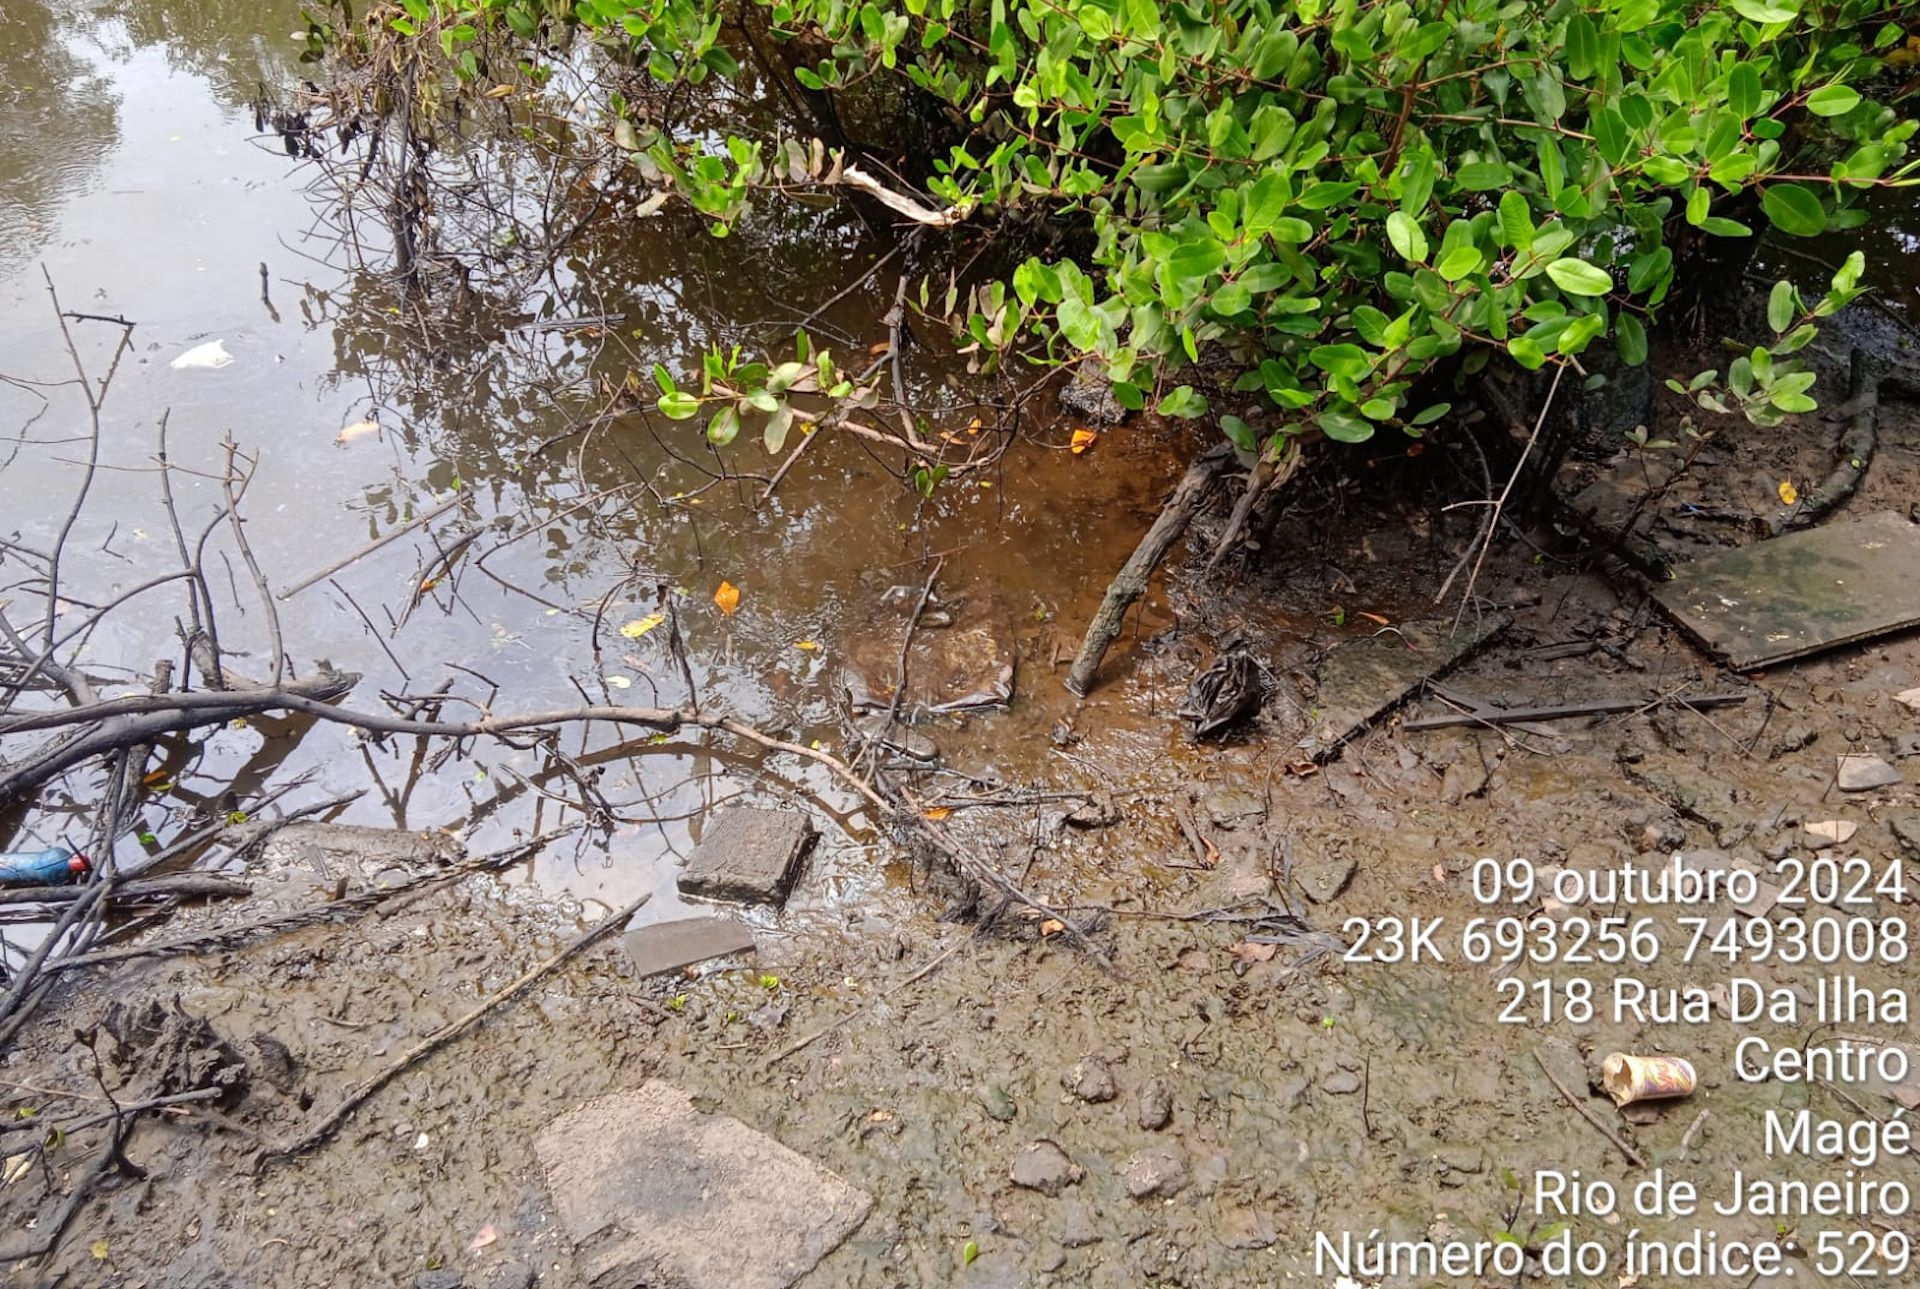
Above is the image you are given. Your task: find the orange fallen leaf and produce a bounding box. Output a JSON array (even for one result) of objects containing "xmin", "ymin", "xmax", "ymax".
[
  {"xmin": 1777, "ymin": 479, "xmax": 1799, "ymax": 506},
  {"xmin": 869, "ymin": 341, "xmax": 892, "ymax": 356},
  {"xmin": 1405, "ymin": 442, "xmax": 1425, "ymax": 457},
  {"xmin": 1040, "ymin": 918, "xmax": 1065, "ymax": 938},
  {"xmin": 1069, "ymin": 427, "xmax": 1099, "ymax": 454},
  {"xmin": 334, "ymin": 419, "xmax": 379, "ymax": 444},
  {"xmin": 966, "ymin": 417, "xmax": 982, "ymax": 435},
  {"xmin": 1228, "ymin": 940, "xmax": 1279, "ymax": 964},
  {"xmin": 923, "ymin": 806, "xmax": 953, "ymax": 821},
  {"xmin": 1357, "ymin": 611, "xmax": 1390, "ymax": 626},
  {"xmin": 714, "ymin": 580, "xmax": 741, "ymax": 615},
  {"xmin": 470, "ymin": 1225, "xmax": 499, "ymax": 1251}
]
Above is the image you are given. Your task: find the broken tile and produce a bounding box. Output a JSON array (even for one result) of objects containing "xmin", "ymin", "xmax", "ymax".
[
  {"xmin": 1653, "ymin": 511, "xmax": 1920, "ymax": 670},
  {"xmin": 1837, "ymin": 754, "xmax": 1902, "ymax": 792},
  {"xmin": 534, "ymin": 1081, "xmax": 870, "ymax": 1289},
  {"xmin": 623, "ymin": 916, "xmax": 756, "ymax": 977},
  {"xmin": 679, "ymin": 807, "xmax": 817, "ymax": 907},
  {"xmin": 1804, "ymin": 819, "xmax": 1859, "ymax": 846}
]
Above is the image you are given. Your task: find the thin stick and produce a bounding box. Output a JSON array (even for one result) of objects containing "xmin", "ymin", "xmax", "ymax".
[
  {"xmin": 1402, "ymin": 692, "xmax": 1748, "ymax": 731},
  {"xmin": 1678, "ymin": 1107, "xmax": 1709, "ymax": 1156},
  {"xmin": 765, "ymin": 937, "xmax": 966, "ymax": 1067},
  {"xmin": 1532, "ymin": 1049, "xmax": 1647, "ymax": 1169},
  {"xmin": 1452, "ymin": 364, "xmax": 1564, "ymax": 627},
  {"xmin": 277, "ymin": 493, "xmax": 464, "ymax": 598},
  {"xmin": 259, "ymin": 891, "xmax": 649, "ymax": 1166},
  {"xmin": 222, "ymin": 442, "xmax": 285, "ymax": 686}
]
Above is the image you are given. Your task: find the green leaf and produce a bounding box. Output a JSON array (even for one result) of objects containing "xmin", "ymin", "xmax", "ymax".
[
  {"xmin": 1316, "ymin": 408, "xmax": 1375, "ymax": 442},
  {"xmin": 1498, "ymin": 191, "xmax": 1535, "ymax": 251},
  {"xmin": 1437, "ymin": 244, "xmax": 1483, "ymax": 282},
  {"xmin": 1210, "ymin": 281, "xmax": 1252, "ymax": 316},
  {"xmin": 1544, "ymin": 258, "xmax": 1614, "ymax": 296},
  {"xmin": 708, "ymin": 405, "xmax": 740, "ymax": 446},
  {"xmin": 1727, "ymin": 65, "xmax": 1761, "ymax": 119},
  {"xmin": 1219, "ymin": 414, "xmax": 1257, "ymax": 451},
  {"xmin": 1805, "ymin": 85, "xmax": 1861, "ymax": 117},
  {"xmin": 1385, "ymin": 211, "xmax": 1428, "ymax": 264},
  {"xmin": 1564, "ymin": 14, "xmax": 1598, "ymax": 79},
  {"xmin": 1297, "ymin": 181, "xmax": 1359, "ymax": 210},
  {"xmin": 1727, "ymin": 0, "xmax": 1797, "ymax": 21},
  {"xmin": 1507, "ymin": 336, "xmax": 1548, "ymax": 370},
  {"xmin": 1309, "ymin": 344, "xmax": 1372, "ymax": 379},
  {"xmin": 1410, "ymin": 401, "xmax": 1452, "ymax": 426},
  {"xmin": 1767, "ymin": 281, "xmax": 1796, "ymax": 334},
  {"xmin": 1057, "ymin": 297, "xmax": 1103, "ymax": 351},
  {"xmin": 1760, "ymin": 183, "xmax": 1825, "ymax": 237},
  {"xmin": 764, "ymin": 404, "xmax": 795, "ymax": 454},
  {"xmin": 657, "ymin": 391, "xmax": 700, "ymax": 420},
  {"xmin": 962, "ymin": 1240, "xmax": 980, "ymax": 1267},
  {"xmin": 1455, "ymin": 161, "xmax": 1512, "ymax": 191},
  {"xmin": 1156, "ymin": 385, "xmax": 1209, "ymax": 418},
  {"xmin": 1616, "ymin": 313, "xmax": 1648, "ymax": 366}
]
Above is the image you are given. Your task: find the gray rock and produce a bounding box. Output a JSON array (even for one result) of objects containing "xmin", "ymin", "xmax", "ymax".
[
  {"xmin": 1768, "ymin": 725, "xmax": 1817, "ymax": 760},
  {"xmin": 1061, "ymin": 1056, "xmax": 1117, "ymax": 1104},
  {"xmin": 1894, "ymin": 732, "xmax": 1920, "ymax": 760},
  {"xmin": 478, "ymin": 1265, "xmax": 536, "ymax": 1289},
  {"xmin": 679, "ymin": 807, "xmax": 817, "ymax": 907},
  {"xmin": 978, "ymin": 1084, "xmax": 1018, "ymax": 1123},
  {"xmin": 1058, "ymin": 360, "xmax": 1128, "ymax": 425},
  {"xmin": 1056, "ymin": 1201, "xmax": 1101, "ymax": 1247},
  {"xmin": 1201, "ymin": 786, "xmax": 1265, "ymax": 828},
  {"xmin": 1837, "ymin": 754, "xmax": 1902, "ymax": 792},
  {"xmin": 1295, "ymin": 851, "xmax": 1358, "ymax": 905},
  {"xmin": 1321, "ymin": 1070, "xmax": 1361, "ymax": 1095},
  {"xmin": 1121, "ymin": 1143, "xmax": 1190, "ymax": 1199},
  {"xmin": 416, "ymin": 1273, "xmax": 464, "ymax": 1289},
  {"xmin": 532, "ymin": 1081, "xmax": 870, "ymax": 1289},
  {"xmin": 1010, "ymin": 1140, "xmax": 1083, "ymax": 1196},
  {"xmin": 622, "ymin": 916, "xmax": 756, "ymax": 977},
  {"xmin": 1136, "ymin": 1078, "xmax": 1173, "ymax": 1132},
  {"xmin": 1893, "ymin": 815, "xmax": 1920, "ymax": 857}
]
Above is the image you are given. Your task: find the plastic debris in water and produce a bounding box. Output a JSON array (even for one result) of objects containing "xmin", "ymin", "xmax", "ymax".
[
  {"xmin": 169, "ymin": 340, "xmax": 233, "ymax": 370},
  {"xmin": 0, "ymin": 847, "xmax": 90, "ymax": 886}
]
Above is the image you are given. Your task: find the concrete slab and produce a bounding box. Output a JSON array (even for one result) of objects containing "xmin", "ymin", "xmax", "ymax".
[
  {"xmin": 623, "ymin": 916, "xmax": 756, "ymax": 977},
  {"xmin": 1652, "ymin": 510, "xmax": 1920, "ymax": 670},
  {"xmin": 679, "ymin": 807, "xmax": 816, "ymax": 907},
  {"xmin": 1298, "ymin": 614, "xmax": 1509, "ymax": 762},
  {"xmin": 534, "ymin": 1081, "xmax": 871, "ymax": 1289}
]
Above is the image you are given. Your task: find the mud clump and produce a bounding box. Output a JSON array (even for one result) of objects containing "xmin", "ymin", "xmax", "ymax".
[
  {"xmin": 1136, "ymin": 1077, "xmax": 1173, "ymax": 1131},
  {"xmin": 1061, "ymin": 1055, "xmax": 1118, "ymax": 1104},
  {"xmin": 1010, "ymin": 1140, "xmax": 1083, "ymax": 1196}
]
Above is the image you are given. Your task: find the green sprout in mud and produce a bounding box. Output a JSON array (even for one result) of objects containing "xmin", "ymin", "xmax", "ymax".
[
  {"xmin": 666, "ymin": 995, "xmax": 687, "ymax": 1011},
  {"xmin": 962, "ymin": 1239, "xmax": 979, "ymax": 1266},
  {"xmin": 1321, "ymin": 1016, "xmax": 1336, "ymax": 1030},
  {"xmin": 758, "ymin": 974, "xmax": 780, "ymax": 989},
  {"xmin": 726, "ymin": 1010, "xmax": 739, "ymax": 1022}
]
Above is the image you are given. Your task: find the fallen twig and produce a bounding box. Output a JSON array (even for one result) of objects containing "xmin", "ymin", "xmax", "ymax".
[
  {"xmin": 258, "ymin": 890, "xmax": 649, "ymax": 1167},
  {"xmin": 765, "ymin": 936, "xmax": 967, "ymax": 1067},
  {"xmin": 1771, "ymin": 347, "xmax": 1874, "ymax": 536},
  {"xmin": 1533, "ymin": 1048, "xmax": 1647, "ymax": 1169},
  {"xmin": 1403, "ymin": 691, "xmax": 1748, "ymax": 731},
  {"xmin": 277, "ymin": 493, "xmax": 465, "ymax": 598}
]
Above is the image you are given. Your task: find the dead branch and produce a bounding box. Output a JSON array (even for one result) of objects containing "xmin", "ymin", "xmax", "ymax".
[{"xmin": 258, "ymin": 890, "xmax": 648, "ymax": 1167}]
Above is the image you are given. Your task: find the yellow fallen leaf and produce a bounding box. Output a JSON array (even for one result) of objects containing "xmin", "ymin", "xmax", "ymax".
[
  {"xmin": 619, "ymin": 613, "xmax": 665, "ymax": 640},
  {"xmin": 966, "ymin": 417, "xmax": 982, "ymax": 435},
  {"xmin": 796, "ymin": 640, "xmax": 821, "ymax": 651},
  {"xmin": 334, "ymin": 419, "xmax": 379, "ymax": 444},
  {"xmin": 91, "ymin": 1238, "xmax": 109, "ymax": 1261},
  {"xmin": 923, "ymin": 806, "xmax": 953, "ymax": 821},
  {"xmin": 1357, "ymin": 611, "xmax": 1390, "ymax": 626},
  {"xmin": 485, "ymin": 84, "xmax": 515, "ymax": 98},
  {"xmin": 714, "ymin": 580, "xmax": 741, "ymax": 616},
  {"xmin": 1070, "ymin": 428, "xmax": 1098, "ymax": 454},
  {"xmin": 1040, "ymin": 918, "xmax": 1065, "ymax": 938},
  {"xmin": 606, "ymin": 675, "xmax": 632, "ymax": 689},
  {"xmin": 1777, "ymin": 479, "xmax": 1799, "ymax": 506}
]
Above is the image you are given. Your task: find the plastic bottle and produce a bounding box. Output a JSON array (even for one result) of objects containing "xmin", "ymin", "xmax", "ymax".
[{"xmin": 0, "ymin": 847, "xmax": 90, "ymax": 886}]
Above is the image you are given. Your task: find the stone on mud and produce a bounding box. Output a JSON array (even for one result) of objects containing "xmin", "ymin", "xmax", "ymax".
[
  {"xmin": 1294, "ymin": 850, "xmax": 1358, "ymax": 905},
  {"xmin": 1136, "ymin": 1077, "xmax": 1173, "ymax": 1132},
  {"xmin": 1892, "ymin": 814, "xmax": 1920, "ymax": 857},
  {"xmin": 1010, "ymin": 1140, "xmax": 1084, "ymax": 1196},
  {"xmin": 1061, "ymin": 1055, "xmax": 1118, "ymax": 1104},
  {"xmin": 1837, "ymin": 753, "xmax": 1901, "ymax": 792},
  {"xmin": 679, "ymin": 807, "xmax": 817, "ymax": 907},
  {"xmin": 1121, "ymin": 1142, "xmax": 1190, "ymax": 1199},
  {"xmin": 533, "ymin": 1081, "xmax": 871, "ymax": 1289},
  {"xmin": 622, "ymin": 916, "xmax": 756, "ymax": 977}
]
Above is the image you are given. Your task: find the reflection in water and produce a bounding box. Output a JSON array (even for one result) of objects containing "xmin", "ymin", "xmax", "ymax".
[{"xmin": 0, "ymin": 3, "xmax": 116, "ymax": 273}]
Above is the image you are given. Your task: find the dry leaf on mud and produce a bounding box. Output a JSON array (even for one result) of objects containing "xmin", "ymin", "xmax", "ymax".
[
  {"xmin": 1357, "ymin": 611, "xmax": 1390, "ymax": 626},
  {"xmin": 1777, "ymin": 479, "xmax": 1799, "ymax": 506},
  {"xmin": 1228, "ymin": 940, "xmax": 1278, "ymax": 964},
  {"xmin": 1040, "ymin": 918, "xmax": 1065, "ymax": 938},
  {"xmin": 796, "ymin": 639, "xmax": 822, "ymax": 651},
  {"xmin": 2, "ymin": 1153, "xmax": 29, "ymax": 1187},
  {"xmin": 1069, "ymin": 428, "xmax": 1098, "ymax": 454},
  {"xmin": 470, "ymin": 1225, "xmax": 500, "ymax": 1251},
  {"xmin": 620, "ymin": 613, "xmax": 665, "ymax": 640},
  {"xmin": 334, "ymin": 419, "xmax": 379, "ymax": 444},
  {"xmin": 869, "ymin": 341, "xmax": 892, "ymax": 356},
  {"xmin": 714, "ymin": 580, "xmax": 741, "ymax": 616},
  {"xmin": 485, "ymin": 83, "xmax": 515, "ymax": 97},
  {"xmin": 923, "ymin": 806, "xmax": 953, "ymax": 821}
]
